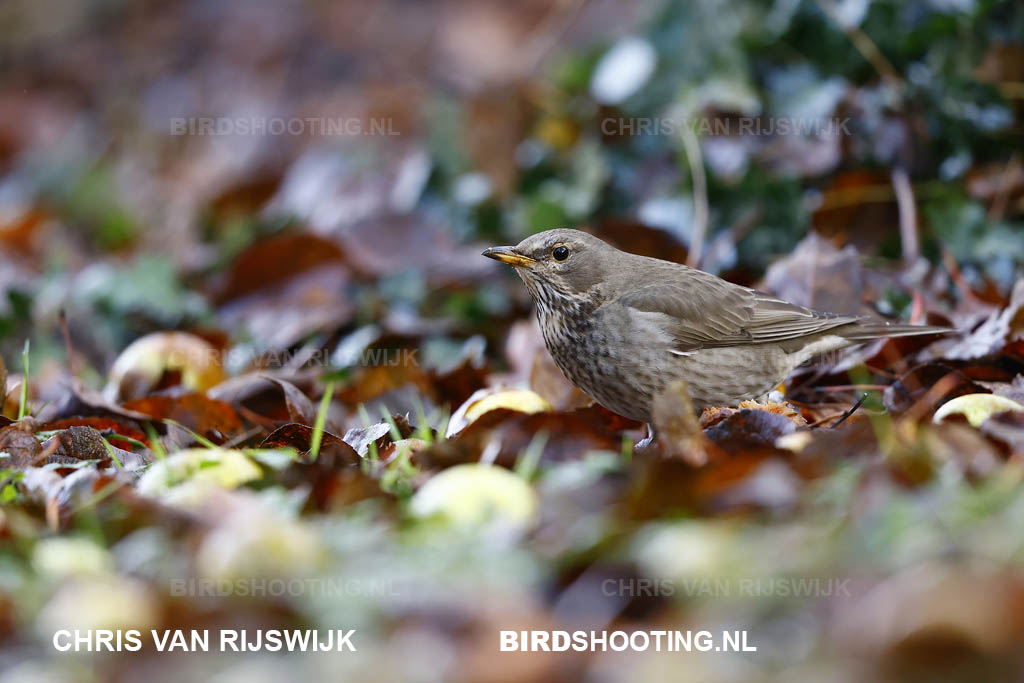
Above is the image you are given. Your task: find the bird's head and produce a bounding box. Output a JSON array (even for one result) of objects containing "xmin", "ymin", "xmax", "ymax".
[{"xmin": 482, "ymin": 229, "xmax": 616, "ymax": 306}]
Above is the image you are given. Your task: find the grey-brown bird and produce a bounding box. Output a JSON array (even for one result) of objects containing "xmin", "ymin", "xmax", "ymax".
[{"xmin": 483, "ymin": 228, "xmax": 948, "ymax": 422}]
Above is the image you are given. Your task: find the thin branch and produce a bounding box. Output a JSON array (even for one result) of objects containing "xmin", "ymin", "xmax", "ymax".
[
  {"xmin": 941, "ymin": 246, "xmax": 988, "ymax": 308},
  {"xmin": 680, "ymin": 124, "xmax": 709, "ymax": 269},
  {"xmin": 831, "ymin": 394, "xmax": 866, "ymax": 428},
  {"xmin": 891, "ymin": 166, "xmax": 919, "ymax": 264},
  {"xmin": 815, "ymin": 0, "xmax": 903, "ymax": 90}
]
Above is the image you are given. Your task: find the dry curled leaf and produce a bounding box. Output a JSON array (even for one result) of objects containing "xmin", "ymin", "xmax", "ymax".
[
  {"xmin": 264, "ymin": 377, "xmax": 319, "ymax": 427},
  {"xmin": 651, "ymin": 380, "xmax": 712, "ymax": 466},
  {"xmin": 260, "ymin": 423, "xmax": 359, "ymax": 465},
  {"xmin": 0, "ymin": 424, "xmax": 42, "ymax": 469}
]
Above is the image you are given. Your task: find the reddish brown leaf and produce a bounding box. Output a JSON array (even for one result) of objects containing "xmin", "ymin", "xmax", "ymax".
[
  {"xmin": 42, "ymin": 417, "xmax": 147, "ymax": 444},
  {"xmin": 123, "ymin": 394, "xmax": 243, "ymax": 441},
  {"xmin": 264, "ymin": 377, "xmax": 319, "ymax": 426},
  {"xmin": 216, "ymin": 232, "xmax": 347, "ymax": 304},
  {"xmin": 431, "ymin": 358, "xmax": 491, "ymax": 410},
  {"xmin": 812, "ymin": 170, "xmax": 898, "ymax": 246},
  {"xmin": 336, "ymin": 362, "xmax": 434, "ymax": 405},
  {"xmin": 207, "ymin": 172, "xmax": 282, "ymax": 223}
]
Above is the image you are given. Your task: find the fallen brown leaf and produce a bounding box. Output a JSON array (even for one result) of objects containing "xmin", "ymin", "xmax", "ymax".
[{"xmin": 123, "ymin": 394, "xmax": 243, "ymax": 442}]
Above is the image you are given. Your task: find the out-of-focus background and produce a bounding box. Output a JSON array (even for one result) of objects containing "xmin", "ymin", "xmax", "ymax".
[{"xmin": 0, "ymin": 0, "xmax": 1023, "ymax": 680}]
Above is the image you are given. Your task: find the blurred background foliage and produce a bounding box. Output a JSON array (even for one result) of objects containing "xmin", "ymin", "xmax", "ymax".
[
  {"xmin": 0, "ymin": 2, "xmax": 1022, "ymax": 681},
  {"xmin": 0, "ymin": 0, "xmax": 1020, "ymax": 378}
]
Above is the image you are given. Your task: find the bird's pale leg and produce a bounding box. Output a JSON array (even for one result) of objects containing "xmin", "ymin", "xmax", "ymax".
[{"xmin": 636, "ymin": 423, "xmax": 656, "ymax": 450}]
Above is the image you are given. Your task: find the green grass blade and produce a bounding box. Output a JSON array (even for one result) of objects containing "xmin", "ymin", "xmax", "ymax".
[
  {"xmin": 309, "ymin": 381, "xmax": 335, "ymax": 461},
  {"xmin": 18, "ymin": 340, "xmax": 29, "ymax": 420}
]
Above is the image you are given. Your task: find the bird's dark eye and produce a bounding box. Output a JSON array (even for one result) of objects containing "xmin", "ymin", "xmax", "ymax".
[{"xmin": 552, "ymin": 245, "xmax": 570, "ymax": 261}]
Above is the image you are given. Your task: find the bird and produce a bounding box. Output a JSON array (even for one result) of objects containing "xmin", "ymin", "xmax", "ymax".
[{"xmin": 483, "ymin": 228, "xmax": 949, "ymax": 423}]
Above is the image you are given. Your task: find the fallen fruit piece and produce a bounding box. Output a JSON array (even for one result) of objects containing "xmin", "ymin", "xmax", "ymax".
[
  {"xmin": 105, "ymin": 332, "xmax": 227, "ymax": 401},
  {"xmin": 409, "ymin": 463, "xmax": 538, "ymax": 533},
  {"xmin": 446, "ymin": 387, "xmax": 552, "ymax": 437},
  {"xmin": 136, "ymin": 448, "xmax": 262, "ymax": 502},
  {"xmin": 933, "ymin": 393, "xmax": 1024, "ymax": 428}
]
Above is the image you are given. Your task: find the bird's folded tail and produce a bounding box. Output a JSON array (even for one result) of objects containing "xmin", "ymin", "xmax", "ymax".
[{"xmin": 838, "ymin": 320, "xmax": 953, "ymax": 343}]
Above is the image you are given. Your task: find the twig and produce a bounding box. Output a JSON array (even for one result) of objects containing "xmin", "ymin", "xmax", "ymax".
[
  {"xmin": 891, "ymin": 166, "xmax": 919, "ymax": 265},
  {"xmin": 681, "ymin": 124, "xmax": 709, "ymax": 268},
  {"xmin": 909, "ymin": 290, "xmax": 926, "ymax": 324},
  {"xmin": 814, "ymin": 0, "xmax": 903, "ymax": 90},
  {"xmin": 941, "ymin": 245, "xmax": 988, "ymax": 307},
  {"xmin": 831, "ymin": 394, "xmax": 867, "ymax": 428},
  {"xmin": 903, "ymin": 372, "xmax": 962, "ymax": 424},
  {"xmin": 805, "ymin": 411, "xmax": 850, "ymax": 428}
]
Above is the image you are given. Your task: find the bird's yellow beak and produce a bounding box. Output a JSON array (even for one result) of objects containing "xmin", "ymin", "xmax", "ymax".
[{"xmin": 482, "ymin": 246, "xmax": 536, "ymax": 269}]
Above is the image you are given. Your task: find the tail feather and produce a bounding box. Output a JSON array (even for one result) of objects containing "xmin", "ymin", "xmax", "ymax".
[{"xmin": 839, "ymin": 320, "xmax": 953, "ymax": 343}]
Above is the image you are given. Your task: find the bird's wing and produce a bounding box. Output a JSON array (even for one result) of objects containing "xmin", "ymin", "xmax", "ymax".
[{"xmin": 614, "ymin": 266, "xmax": 862, "ymax": 352}]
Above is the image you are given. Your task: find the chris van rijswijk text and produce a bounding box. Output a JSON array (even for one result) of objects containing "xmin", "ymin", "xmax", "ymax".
[{"xmin": 53, "ymin": 629, "xmax": 357, "ymax": 653}]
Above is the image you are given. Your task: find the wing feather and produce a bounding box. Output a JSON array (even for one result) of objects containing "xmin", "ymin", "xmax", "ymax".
[{"xmin": 613, "ymin": 263, "xmax": 862, "ymax": 352}]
